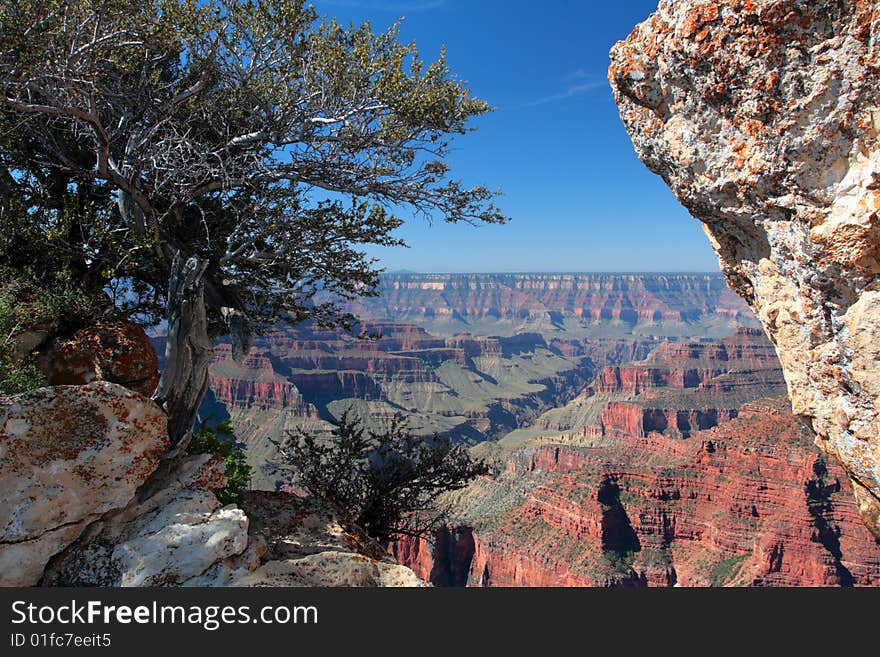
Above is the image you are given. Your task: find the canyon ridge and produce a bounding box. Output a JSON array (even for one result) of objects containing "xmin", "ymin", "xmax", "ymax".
[{"xmin": 199, "ymin": 273, "xmax": 880, "ymax": 586}]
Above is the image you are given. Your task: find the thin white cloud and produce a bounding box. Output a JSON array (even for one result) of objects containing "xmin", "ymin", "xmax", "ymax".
[
  {"xmin": 564, "ymin": 68, "xmax": 593, "ymax": 81},
  {"xmin": 527, "ymin": 78, "xmax": 607, "ymax": 107}
]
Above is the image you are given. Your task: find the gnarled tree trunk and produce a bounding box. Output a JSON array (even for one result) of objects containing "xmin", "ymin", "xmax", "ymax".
[{"xmin": 152, "ymin": 253, "xmax": 213, "ymax": 451}]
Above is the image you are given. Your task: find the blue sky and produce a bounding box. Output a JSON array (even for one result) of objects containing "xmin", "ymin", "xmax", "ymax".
[{"xmin": 312, "ymin": 0, "xmax": 720, "ymax": 273}]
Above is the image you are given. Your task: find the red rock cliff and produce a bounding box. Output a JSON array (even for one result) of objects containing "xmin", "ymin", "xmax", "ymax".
[{"xmin": 395, "ymin": 399, "xmax": 880, "ymax": 586}]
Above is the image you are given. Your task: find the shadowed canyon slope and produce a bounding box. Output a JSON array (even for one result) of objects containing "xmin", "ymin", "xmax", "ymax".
[
  {"xmin": 391, "ymin": 340, "xmax": 880, "ymax": 587},
  {"xmin": 609, "ymin": 0, "xmax": 880, "ymax": 536},
  {"xmin": 394, "ymin": 399, "xmax": 880, "ymax": 586}
]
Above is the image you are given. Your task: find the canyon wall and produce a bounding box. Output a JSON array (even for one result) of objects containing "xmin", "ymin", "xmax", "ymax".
[
  {"xmin": 350, "ymin": 273, "xmax": 752, "ymax": 328},
  {"xmin": 390, "ymin": 331, "xmax": 880, "ymax": 586},
  {"xmin": 395, "ymin": 398, "xmax": 880, "ymax": 587},
  {"xmin": 206, "ymin": 275, "xmax": 762, "ymax": 487},
  {"xmin": 209, "ymin": 320, "xmax": 603, "ymax": 487},
  {"xmin": 609, "ymin": 0, "xmax": 880, "ymax": 536}
]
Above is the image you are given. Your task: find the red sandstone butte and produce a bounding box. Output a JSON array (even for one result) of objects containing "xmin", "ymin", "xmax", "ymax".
[{"xmin": 393, "ymin": 399, "xmax": 880, "ymax": 587}]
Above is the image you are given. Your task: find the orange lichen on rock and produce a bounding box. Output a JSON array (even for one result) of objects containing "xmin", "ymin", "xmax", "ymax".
[
  {"xmin": 41, "ymin": 321, "xmax": 160, "ymax": 397},
  {"xmin": 0, "ymin": 382, "xmax": 167, "ymax": 586},
  {"xmin": 610, "ymin": 0, "xmax": 880, "ymax": 538}
]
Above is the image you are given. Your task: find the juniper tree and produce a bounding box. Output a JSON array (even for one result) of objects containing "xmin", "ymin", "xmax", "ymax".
[{"xmin": 0, "ymin": 0, "xmax": 505, "ymax": 445}]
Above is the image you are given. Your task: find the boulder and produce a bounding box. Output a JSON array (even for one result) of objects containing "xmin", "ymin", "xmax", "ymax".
[
  {"xmin": 187, "ymin": 491, "xmax": 426, "ymax": 587},
  {"xmin": 40, "ymin": 321, "xmax": 160, "ymax": 397},
  {"xmin": 45, "ymin": 453, "xmax": 251, "ymax": 587},
  {"xmin": 0, "ymin": 382, "xmax": 167, "ymax": 585}
]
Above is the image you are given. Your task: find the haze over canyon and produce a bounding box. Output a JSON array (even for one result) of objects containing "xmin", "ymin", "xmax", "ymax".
[{"xmin": 196, "ymin": 273, "xmax": 880, "ymax": 586}]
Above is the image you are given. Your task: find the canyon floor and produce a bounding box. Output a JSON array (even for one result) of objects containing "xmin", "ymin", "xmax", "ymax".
[{"xmin": 194, "ymin": 273, "xmax": 880, "ymax": 586}]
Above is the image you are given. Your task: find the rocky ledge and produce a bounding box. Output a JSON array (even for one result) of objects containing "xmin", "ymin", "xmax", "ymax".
[
  {"xmin": 1, "ymin": 321, "xmax": 423, "ymax": 587},
  {"xmin": 0, "ymin": 381, "xmax": 168, "ymax": 586},
  {"xmin": 610, "ymin": 0, "xmax": 880, "ymax": 536}
]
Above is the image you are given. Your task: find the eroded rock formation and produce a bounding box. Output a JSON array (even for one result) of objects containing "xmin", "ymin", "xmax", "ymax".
[
  {"xmin": 45, "ymin": 452, "xmax": 250, "ymax": 586},
  {"xmin": 351, "ymin": 273, "xmax": 752, "ymax": 324},
  {"xmin": 609, "ymin": 0, "xmax": 880, "ymax": 536},
  {"xmin": 0, "ymin": 382, "xmax": 168, "ymax": 585},
  {"xmin": 395, "ymin": 399, "xmax": 880, "ymax": 586}
]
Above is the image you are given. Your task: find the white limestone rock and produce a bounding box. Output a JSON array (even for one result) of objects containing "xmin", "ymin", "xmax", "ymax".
[{"xmin": 0, "ymin": 382, "xmax": 167, "ymax": 585}]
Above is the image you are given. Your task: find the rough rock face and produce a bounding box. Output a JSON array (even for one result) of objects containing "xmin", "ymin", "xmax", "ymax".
[
  {"xmin": 39, "ymin": 322, "xmax": 160, "ymax": 398},
  {"xmin": 39, "ymin": 441, "xmax": 423, "ymax": 587},
  {"xmin": 1, "ymin": 334, "xmax": 422, "ymax": 587},
  {"xmin": 609, "ymin": 0, "xmax": 880, "ymax": 536},
  {"xmin": 0, "ymin": 382, "xmax": 168, "ymax": 585},
  {"xmin": 191, "ymin": 491, "xmax": 426, "ymax": 587},
  {"xmin": 46, "ymin": 453, "xmax": 251, "ymax": 586}
]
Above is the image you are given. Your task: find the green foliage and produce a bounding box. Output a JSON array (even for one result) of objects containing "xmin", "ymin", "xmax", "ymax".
[
  {"xmin": 0, "ymin": 0, "xmax": 507, "ymax": 335},
  {"xmin": 0, "ymin": 356, "xmax": 44, "ymax": 396},
  {"xmin": 603, "ymin": 549, "xmax": 637, "ymax": 576},
  {"xmin": 1, "ymin": 0, "xmax": 507, "ymax": 440},
  {"xmin": 273, "ymin": 413, "xmax": 489, "ymax": 541},
  {"xmin": 0, "ymin": 266, "xmax": 101, "ymax": 395},
  {"xmin": 635, "ymin": 548, "xmax": 673, "ymax": 570},
  {"xmin": 187, "ymin": 418, "xmax": 252, "ymax": 506},
  {"xmin": 709, "ymin": 553, "xmax": 749, "ymax": 587}
]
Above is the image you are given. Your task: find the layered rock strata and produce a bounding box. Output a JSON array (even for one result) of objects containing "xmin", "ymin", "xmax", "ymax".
[
  {"xmin": 351, "ymin": 273, "xmax": 752, "ymax": 324},
  {"xmin": 395, "ymin": 399, "xmax": 880, "ymax": 586}
]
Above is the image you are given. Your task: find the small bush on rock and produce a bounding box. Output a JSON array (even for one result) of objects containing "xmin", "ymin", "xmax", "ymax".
[
  {"xmin": 0, "ymin": 267, "xmax": 101, "ymax": 394},
  {"xmin": 272, "ymin": 413, "xmax": 489, "ymax": 541},
  {"xmin": 187, "ymin": 418, "xmax": 252, "ymax": 506}
]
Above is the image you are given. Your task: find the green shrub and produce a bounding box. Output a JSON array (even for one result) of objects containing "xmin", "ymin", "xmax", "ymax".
[
  {"xmin": 709, "ymin": 553, "xmax": 749, "ymax": 586},
  {"xmin": 187, "ymin": 418, "xmax": 252, "ymax": 506},
  {"xmin": 0, "ymin": 266, "xmax": 100, "ymax": 395},
  {"xmin": 273, "ymin": 413, "xmax": 489, "ymax": 542},
  {"xmin": 0, "ymin": 355, "xmax": 44, "ymax": 395},
  {"xmin": 603, "ymin": 549, "xmax": 637, "ymax": 576}
]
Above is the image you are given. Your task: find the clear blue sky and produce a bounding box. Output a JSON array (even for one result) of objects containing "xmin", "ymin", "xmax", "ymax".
[{"xmin": 312, "ymin": 0, "xmax": 720, "ymax": 273}]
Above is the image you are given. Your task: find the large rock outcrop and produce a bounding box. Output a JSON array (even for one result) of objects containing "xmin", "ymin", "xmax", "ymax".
[
  {"xmin": 609, "ymin": 0, "xmax": 880, "ymax": 536},
  {"xmin": 0, "ymin": 382, "xmax": 168, "ymax": 585},
  {"xmin": 188, "ymin": 491, "xmax": 426, "ymax": 587},
  {"xmin": 45, "ymin": 453, "xmax": 251, "ymax": 586},
  {"xmin": 2, "ymin": 320, "xmax": 424, "ymax": 587}
]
